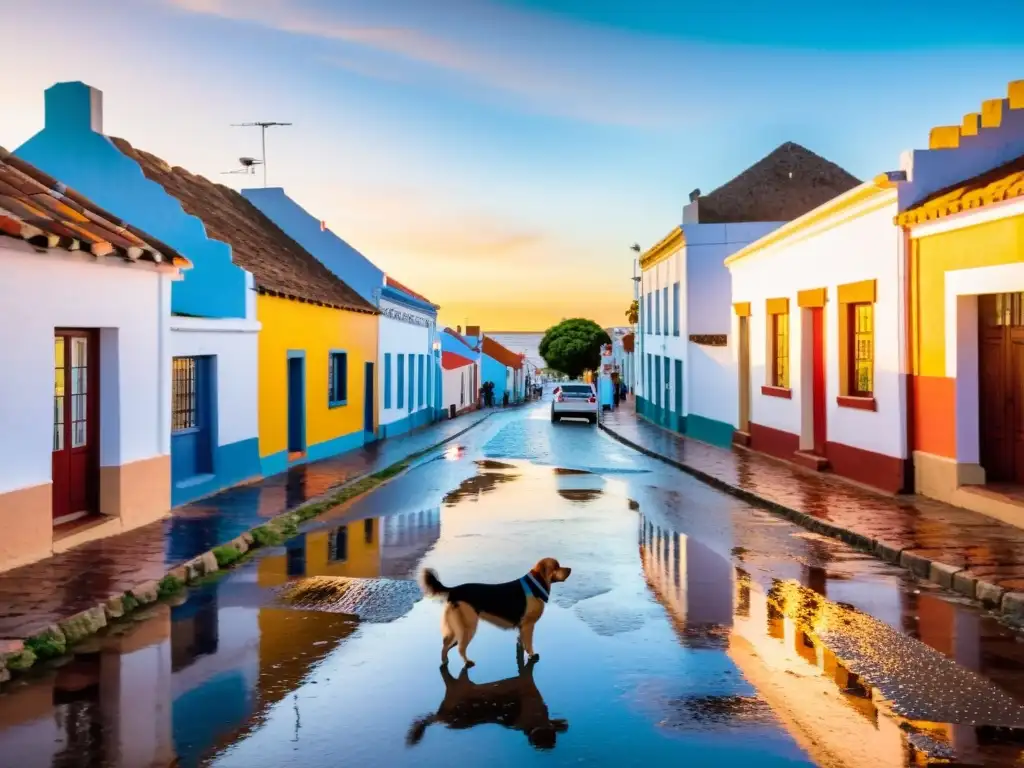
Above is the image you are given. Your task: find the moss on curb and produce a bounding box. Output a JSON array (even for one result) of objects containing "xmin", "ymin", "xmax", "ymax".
[{"xmin": 0, "ymin": 414, "xmax": 491, "ymax": 685}]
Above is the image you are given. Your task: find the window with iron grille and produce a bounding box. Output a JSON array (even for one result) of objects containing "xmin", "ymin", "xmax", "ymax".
[
  {"xmin": 172, "ymin": 357, "xmax": 197, "ymax": 431},
  {"xmin": 328, "ymin": 351, "xmax": 348, "ymax": 406},
  {"xmin": 328, "ymin": 526, "xmax": 348, "ymax": 562}
]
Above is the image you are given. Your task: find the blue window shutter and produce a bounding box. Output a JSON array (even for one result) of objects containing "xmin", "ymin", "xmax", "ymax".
[
  {"xmin": 673, "ymin": 283, "xmax": 680, "ymax": 336},
  {"xmin": 397, "ymin": 354, "xmax": 405, "ymax": 408},
  {"xmin": 408, "ymin": 355, "xmax": 415, "ymax": 411},
  {"xmin": 384, "ymin": 353, "xmax": 392, "ymax": 408}
]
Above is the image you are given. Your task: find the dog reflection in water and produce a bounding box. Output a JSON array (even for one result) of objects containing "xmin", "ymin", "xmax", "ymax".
[{"xmin": 406, "ymin": 652, "xmax": 569, "ymax": 749}]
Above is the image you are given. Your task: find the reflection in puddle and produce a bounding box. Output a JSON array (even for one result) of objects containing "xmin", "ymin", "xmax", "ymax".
[
  {"xmin": 443, "ymin": 465, "xmax": 520, "ymax": 505},
  {"xmin": 406, "ymin": 658, "xmax": 568, "ymax": 751},
  {"xmin": 637, "ymin": 511, "xmax": 1024, "ymax": 766},
  {"xmin": 556, "ymin": 488, "xmax": 602, "ymax": 503}
]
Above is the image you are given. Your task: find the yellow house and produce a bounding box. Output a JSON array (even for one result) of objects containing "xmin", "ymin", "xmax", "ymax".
[
  {"xmin": 897, "ymin": 79, "xmax": 1024, "ymax": 521},
  {"xmin": 258, "ymin": 518, "xmax": 382, "ymax": 587},
  {"xmin": 120, "ymin": 144, "xmax": 379, "ymax": 478}
]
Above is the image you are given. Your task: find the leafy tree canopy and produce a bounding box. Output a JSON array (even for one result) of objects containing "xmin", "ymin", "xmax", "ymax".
[{"xmin": 539, "ymin": 318, "xmax": 611, "ymax": 380}]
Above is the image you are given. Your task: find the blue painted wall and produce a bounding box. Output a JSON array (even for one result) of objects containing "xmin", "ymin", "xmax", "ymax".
[
  {"xmin": 15, "ymin": 82, "xmax": 248, "ymax": 319},
  {"xmin": 242, "ymin": 187, "xmax": 384, "ymax": 306},
  {"xmin": 481, "ymin": 353, "xmax": 508, "ymax": 405}
]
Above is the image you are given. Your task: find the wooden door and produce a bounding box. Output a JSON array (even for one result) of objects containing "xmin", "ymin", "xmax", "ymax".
[
  {"xmin": 287, "ymin": 356, "xmax": 305, "ymax": 455},
  {"xmin": 52, "ymin": 330, "xmax": 99, "ymax": 524},
  {"xmin": 979, "ymin": 294, "xmax": 1024, "ymax": 484},
  {"xmin": 738, "ymin": 316, "xmax": 750, "ymax": 432},
  {"xmin": 811, "ymin": 307, "xmax": 827, "ymax": 455}
]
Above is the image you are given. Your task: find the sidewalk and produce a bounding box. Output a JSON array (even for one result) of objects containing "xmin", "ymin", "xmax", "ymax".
[
  {"xmin": 0, "ymin": 412, "xmax": 491, "ymax": 640},
  {"xmin": 600, "ymin": 404, "xmax": 1024, "ymax": 623}
]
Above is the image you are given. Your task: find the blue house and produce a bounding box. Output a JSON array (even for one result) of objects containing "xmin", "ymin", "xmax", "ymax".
[{"xmin": 16, "ymin": 81, "xmax": 261, "ymax": 507}]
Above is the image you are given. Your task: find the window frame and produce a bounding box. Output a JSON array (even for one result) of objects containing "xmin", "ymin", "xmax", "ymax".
[
  {"xmin": 672, "ymin": 282, "xmax": 680, "ymax": 337},
  {"xmin": 761, "ymin": 298, "xmax": 791, "ymax": 398},
  {"xmin": 328, "ymin": 350, "xmax": 348, "ymax": 408},
  {"xmin": 172, "ymin": 356, "xmax": 198, "ymax": 432},
  {"xmin": 848, "ymin": 303, "xmax": 874, "ymax": 397},
  {"xmin": 771, "ymin": 311, "xmax": 790, "ymax": 389},
  {"xmin": 836, "ymin": 279, "xmax": 878, "ymax": 410},
  {"xmin": 383, "ymin": 352, "xmax": 392, "ymax": 409},
  {"xmin": 397, "ymin": 353, "xmax": 405, "ymax": 408}
]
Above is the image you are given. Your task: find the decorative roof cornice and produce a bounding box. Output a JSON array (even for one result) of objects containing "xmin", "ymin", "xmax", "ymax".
[{"xmin": 639, "ymin": 226, "xmax": 684, "ymax": 271}]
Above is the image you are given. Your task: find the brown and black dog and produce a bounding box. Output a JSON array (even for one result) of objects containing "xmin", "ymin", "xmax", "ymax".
[
  {"xmin": 406, "ymin": 655, "xmax": 569, "ymax": 749},
  {"xmin": 419, "ymin": 557, "xmax": 572, "ymax": 667}
]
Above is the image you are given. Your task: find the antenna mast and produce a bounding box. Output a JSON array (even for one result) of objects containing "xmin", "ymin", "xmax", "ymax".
[{"xmin": 231, "ymin": 121, "xmax": 292, "ymax": 187}]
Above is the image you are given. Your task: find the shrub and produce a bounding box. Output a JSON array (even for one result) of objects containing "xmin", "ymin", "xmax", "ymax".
[{"xmin": 212, "ymin": 545, "xmax": 242, "ymax": 569}]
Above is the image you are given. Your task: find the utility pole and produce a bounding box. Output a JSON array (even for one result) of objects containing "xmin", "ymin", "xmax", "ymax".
[
  {"xmin": 631, "ymin": 243, "xmax": 642, "ymax": 397},
  {"xmin": 231, "ymin": 121, "xmax": 292, "ymax": 187}
]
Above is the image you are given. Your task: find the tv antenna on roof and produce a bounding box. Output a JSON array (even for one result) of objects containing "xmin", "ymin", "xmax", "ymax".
[
  {"xmin": 221, "ymin": 156, "xmax": 262, "ymax": 176},
  {"xmin": 230, "ymin": 121, "xmax": 292, "ymax": 187}
]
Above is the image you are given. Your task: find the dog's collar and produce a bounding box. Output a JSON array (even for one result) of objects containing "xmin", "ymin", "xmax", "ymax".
[{"xmin": 520, "ymin": 571, "xmax": 549, "ymax": 603}]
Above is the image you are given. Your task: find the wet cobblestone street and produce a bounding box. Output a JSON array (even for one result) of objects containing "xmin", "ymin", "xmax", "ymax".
[{"xmin": 3, "ymin": 403, "xmax": 1024, "ymax": 766}]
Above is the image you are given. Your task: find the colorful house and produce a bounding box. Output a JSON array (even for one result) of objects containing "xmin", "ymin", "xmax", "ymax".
[
  {"xmin": 475, "ymin": 332, "xmax": 526, "ymax": 405},
  {"xmin": 441, "ymin": 327, "xmax": 480, "ymax": 413},
  {"xmin": 637, "ymin": 143, "xmax": 860, "ymax": 447},
  {"xmin": 114, "ymin": 156, "xmax": 378, "ymax": 476},
  {"xmin": 442, "ymin": 349, "xmax": 478, "ymax": 418},
  {"xmin": 241, "ymin": 188, "xmax": 442, "ymax": 437},
  {"xmin": 0, "ymin": 148, "xmax": 188, "ymax": 570},
  {"xmin": 16, "ymin": 82, "xmax": 262, "ymax": 507},
  {"xmin": 897, "ymin": 80, "xmax": 1024, "ymax": 518},
  {"xmin": 726, "ymin": 176, "xmax": 906, "ymax": 492}
]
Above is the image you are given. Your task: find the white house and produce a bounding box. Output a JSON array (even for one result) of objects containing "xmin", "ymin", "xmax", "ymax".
[
  {"xmin": 726, "ymin": 178, "xmax": 908, "ymax": 493},
  {"xmin": 0, "ymin": 148, "xmax": 188, "ymax": 571},
  {"xmin": 636, "ymin": 142, "xmax": 861, "ymax": 448},
  {"xmin": 441, "ymin": 348, "xmax": 479, "ymax": 418},
  {"xmin": 16, "ymin": 82, "xmax": 262, "ymax": 508}
]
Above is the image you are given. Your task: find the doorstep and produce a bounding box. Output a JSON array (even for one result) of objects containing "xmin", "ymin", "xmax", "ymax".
[
  {"xmin": 52, "ymin": 514, "xmax": 122, "ymax": 554},
  {"xmin": 956, "ymin": 484, "xmax": 1024, "ymax": 528}
]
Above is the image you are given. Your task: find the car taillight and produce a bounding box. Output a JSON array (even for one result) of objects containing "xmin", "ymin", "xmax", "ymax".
[
  {"xmin": 556, "ymin": 393, "xmax": 564, "ymax": 402},
  {"xmin": 588, "ymin": 396, "xmax": 596, "ymax": 404}
]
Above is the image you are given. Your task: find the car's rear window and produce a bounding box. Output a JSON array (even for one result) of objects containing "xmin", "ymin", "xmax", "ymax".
[{"xmin": 561, "ymin": 385, "xmax": 592, "ymax": 395}]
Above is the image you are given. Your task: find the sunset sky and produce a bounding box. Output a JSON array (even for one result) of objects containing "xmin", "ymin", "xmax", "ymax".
[{"xmin": 2, "ymin": 0, "xmax": 1023, "ymax": 330}]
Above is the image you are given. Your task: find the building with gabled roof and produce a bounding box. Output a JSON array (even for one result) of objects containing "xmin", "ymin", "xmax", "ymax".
[
  {"xmin": 17, "ymin": 81, "xmax": 379, "ymax": 484},
  {"xmin": 241, "ymin": 187, "xmax": 442, "ymax": 438},
  {"xmin": 0, "ymin": 147, "xmax": 188, "ymax": 570},
  {"xmin": 637, "ymin": 142, "xmax": 860, "ymax": 448}
]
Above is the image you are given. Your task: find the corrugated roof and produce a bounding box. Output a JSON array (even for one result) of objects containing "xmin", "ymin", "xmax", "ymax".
[
  {"xmin": 442, "ymin": 350, "xmax": 474, "ymax": 370},
  {"xmin": 898, "ymin": 153, "xmax": 1024, "ymax": 227},
  {"xmin": 109, "ymin": 137, "xmax": 374, "ymax": 313},
  {"xmin": 482, "ymin": 335, "xmax": 523, "ymax": 368},
  {"xmin": 0, "ymin": 147, "xmax": 187, "ymax": 266},
  {"xmin": 697, "ymin": 142, "xmax": 861, "ymax": 224}
]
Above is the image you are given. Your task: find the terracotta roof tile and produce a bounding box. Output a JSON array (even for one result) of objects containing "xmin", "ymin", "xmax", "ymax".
[
  {"xmin": 898, "ymin": 153, "xmax": 1024, "ymax": 227},
  {"xmin": 109, "ymin": 137, "xmax": 374, "ymax": 313},
  {"xmin": 442, "ymin": 350, "xmax": 474, "ymax": 370},
  {"xmin": 482, "ymin": 336, "xmax": 523, "ymax": 368},
  {"xmin": 386, "ymin": 275, "xmax": 436, "ymax": 307},
  {"xmin": 697, "ymin": 142, "xmax": 861, "ymax": 224},
  {"xmin": 0, "ymin": 147, "xmax": 186, "ymax": 266}
]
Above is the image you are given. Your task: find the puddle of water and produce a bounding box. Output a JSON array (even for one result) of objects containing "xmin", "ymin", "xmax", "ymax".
[{"xmin": 6, "ymin": 452, "xmax": 1024, "ymax": 767}]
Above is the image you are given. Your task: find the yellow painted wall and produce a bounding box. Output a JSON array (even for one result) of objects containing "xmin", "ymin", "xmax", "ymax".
[
  {"xmin": 256, "ymin": 295, "xmax": 378, "ymax": 459},
  {"xmin": 913, "ymin": 214, "xmax": 1024, "ymax": 377},
  {"xmin": 256, "ymin": 518, "xmax": 382, "ymax": 587}
]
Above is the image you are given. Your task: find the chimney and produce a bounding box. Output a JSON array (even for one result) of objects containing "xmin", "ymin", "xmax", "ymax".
[
  {"xmin": 45, "ymin": 81, "xmax": 104, "ymax": 135},
  {"xmin": 456, "ymin": 325, "xmax": 462, "ymax": 334},
  {"xmin": 466, "ymin": 325, "xmax": 481, "ymax": 338}
]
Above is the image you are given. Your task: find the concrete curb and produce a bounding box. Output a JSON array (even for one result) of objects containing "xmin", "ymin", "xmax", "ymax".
[
  {"xmin": 599, "ymin": 419, "xmax": 1024, "ymax": 628},
  {"xmin": 0, "ymin": 413, "xmax": 493, "ymax": 682}
]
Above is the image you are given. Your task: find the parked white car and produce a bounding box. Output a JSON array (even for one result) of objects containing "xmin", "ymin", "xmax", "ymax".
[{"xmin": 551, "ymin": 382, "xmax": 598, "ymax": 424}]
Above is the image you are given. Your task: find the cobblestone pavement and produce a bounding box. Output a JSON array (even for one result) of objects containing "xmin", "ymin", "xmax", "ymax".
[
  {"xmin": 600, "ymin": 403, "xmax": 1024, "ymax": 614},
  {"xmin": 0, "ymin": 411, "xmax": 493, "ymax": 639}
]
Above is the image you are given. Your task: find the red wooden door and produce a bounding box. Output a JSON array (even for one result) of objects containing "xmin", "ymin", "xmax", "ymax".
[
  {"xmin": 52, "ymin": 331, "xmax": 99, "ymax": 523},
  {"xmin": 978, "ymin": 294, "xmax": 1024, "ymax": 485},
  {"xmin": 811, "ymin": 307, "xmax": 827, "ymax": 455}
]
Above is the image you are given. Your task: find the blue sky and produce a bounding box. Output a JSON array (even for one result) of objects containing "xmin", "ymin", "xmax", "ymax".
[{"xmin": 2, "ymin": 0, "xmax": 1022, "ymax": 329}]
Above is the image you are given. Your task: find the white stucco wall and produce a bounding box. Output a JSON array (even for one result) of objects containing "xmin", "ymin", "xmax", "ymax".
[
  {"xmin": 639, "ymin": 222, "xmax": 783, "ymax": 426},
  {"xmin": 0, "ymin": 244, "xmax": 172, "ymax": 494},
  {"xmin": 728, "ymin": 193, "xmax": 904, "ymax": 458},
  {"xmin": 169, "ymin": 277, "xmax": 260, "ymax": 449},
  {"xmin": 378, "ymin": 301, "xmax": 436, "ymax": 427},
  {"xmin": 442, "ymin": 362, "xmax": 475, "ymax": 414}
]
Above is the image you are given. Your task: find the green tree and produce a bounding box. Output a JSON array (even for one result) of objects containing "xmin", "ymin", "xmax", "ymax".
[{"xmin": 539, "ymin": 319, "xmax": 611, "ymax": 380}]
